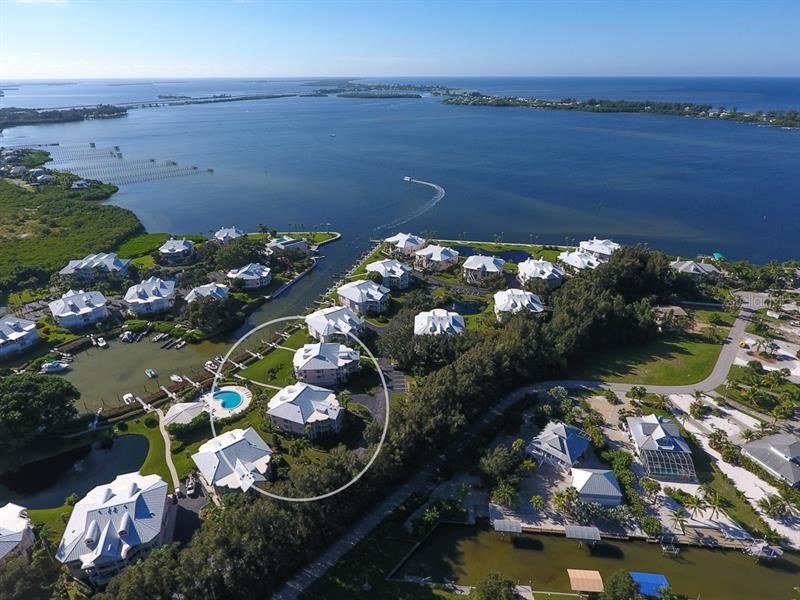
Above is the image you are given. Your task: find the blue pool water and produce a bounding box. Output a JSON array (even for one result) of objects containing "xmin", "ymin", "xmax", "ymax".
[{"xmin": 214, "ymin": 389, "xmax": 243, "ymax": 410}]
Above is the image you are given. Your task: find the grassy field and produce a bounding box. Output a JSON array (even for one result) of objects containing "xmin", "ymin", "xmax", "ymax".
[
  {"xmin": 692, "ymin": 307, "xmax": 737, "ymax": 328},
  {"xmin": 28, "ymin": 504, "xmax": 74, "ymax": 541},
  {"xmin": 0, "ymin": 177, "xmax": 140, "ymax": 293},
  {"xmin": 436, "ymin": 240, "xmax": 564, "ymax": 264},
  {"xmin": 238, "ymin": 347, "xmax": 296, "ymax": 386},
  {"xmin": 573, "ymin": 332, "xmax": 723, "ymax": 385},
  {"xmin": 121, "ymin": 417, "xmax": 172, "ymax": 485}
]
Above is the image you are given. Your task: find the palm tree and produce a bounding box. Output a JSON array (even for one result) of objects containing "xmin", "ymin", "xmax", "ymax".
[
  {"xmin": 758, "ymin": 495, "xmax": 789, "ymax": 519},
  {"xmin": 692, "ymin": 389, "xmax": 705, "ymax": 403},
  {"xmin": 491, "ymin": 481, "xmax": 516, "ymax": 508},
  {"xmin": 756, "ymin": 421, "xmax": 776, "ymax": 437},
  {"xmin": 703, "ymin": 490, "xmax": 724, "ymax": 520},
  {"xmin": 670, "ymin": 509, "xmax": 687, "ymax": 534},
  {"xmin": 530, "ymin": 495, "xmax": 545, "ymax": 512},
  {"xmin": 741, "ymin": 428, "xmax": 757, "ymax": 441},
  {"xmin": 684, "ymin": 495, "xmax": 707, "ymax": 518}
]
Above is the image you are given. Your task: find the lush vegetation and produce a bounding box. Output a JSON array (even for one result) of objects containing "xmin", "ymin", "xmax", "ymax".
[
  {"xmin": 87, "ymin": 246, "xmax": 689, "ymax": 599},
  {"xmin": 0, "ymin": 374, "xmax": 79, "ymax": 453},
  {"xmin": 0, "ymin": 177, "xmax": 141, "ymax": 294},
  {"xmin": 444, "ymin": 94, "xmax": 800, "ymax": 129},
  {"xmin": 0, "ymin": 104, "xmax": 127, "ymax": 130}
]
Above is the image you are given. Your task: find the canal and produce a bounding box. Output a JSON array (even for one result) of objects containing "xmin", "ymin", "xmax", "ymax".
[
  {"xmin": 60, "ymin": 234, "xmax": 372, "ymax": 412},
  {"xmin": 0, "ymin": 435, "xmax": 149, "ymax": 509},
  {"xmin": 400, "ymin": 523, "xmax": 800, "ymax": 599}
]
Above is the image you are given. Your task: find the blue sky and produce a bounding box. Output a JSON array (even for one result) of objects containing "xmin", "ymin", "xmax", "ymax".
[{"xmin": 1, "ymin": 0, "xmax": 798, "ymax": 79}]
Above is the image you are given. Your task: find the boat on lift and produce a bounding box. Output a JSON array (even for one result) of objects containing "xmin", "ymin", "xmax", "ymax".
[
  {"xmin": 145, "ymin": 368, "xmax": 157, "ymax": 379},
  {"xmin": 40, "ymin": 360, "xmax": 70, "ymax": 374}
]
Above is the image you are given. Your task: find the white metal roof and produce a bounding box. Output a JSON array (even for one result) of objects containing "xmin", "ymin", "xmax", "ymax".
[
  {"xmin": 48, "ymin": 289, "xmax": 107, "ymax": 319},
  {"xmin": 227, "ymin": 262, "xmax": 271, "ymax": 281},
  {"xmin": 415, "ymin": 244, "xmax": 459, "ymax": 262},
  {"xmin": 518, "ymin": 258, "xmax": 564, "ymax": 282},
  {"xmin": 414, "ymin": 308, "xmax": 465, "ymax": 336},
  {"xmin": 463, "ymin": 255, "xmax": 505, "ymax": 273},
  {"xmin": 267, "ymin": 383, "xmax": 341, "ymax": 426},
  {"xmin": 571, "ymin": 468, "xmax": 623, "ymax": 498},
  {"xmin": 0, "ymin": 503, "xmax": 31, "ymax": 561},
  {"xmin": 0, "ymin": 315, "xmax": 36, "ymax": 345},
  {"xmin": 337, "ymin": 279, "xmax": 390, "ymax": 304},
  {"xmin": 185, "ymin": 282, "xmax": 229, "ymax": 303},
  {"xmin": 191, "ymin": 427, "xmax": 273, "ymax": 492},
  {"xmin": 558, "ymin": 249, "xmax": 601, "ymax": 270},
  {"xmin": 59, "ymin": 252, "xmax": 130, "ymax": 276},
  {"xmin": 384, "ymin": 232, "xmax": 425, "ymax": 250},
  {"xmin": 56, "ymin": 473, "xmax": 168, "ymax": 568},
  {"xmin": 158, "ymin": 238, "xmax": 194, "ymax": 255},
  {"xmin": 124, "ymin": 277, "xmax": 176, "ymax": 305},
  {"xmin": 214, "ymin": 226, "xmax": 244, "ymax": 242},
  {"xmin": 494, "ymin": 288, "xmax": 544, "ymax": 314},
  {"xmin": 293, "ymin": 343, "xmax": 359, "ymax": 372},
  {"xmin": 305, "ymin": 305, "xmax": 363, "ymax": 338},
  {"xmin": 366, "ymin": 258, "xmax": 411, "ymax": 278}
]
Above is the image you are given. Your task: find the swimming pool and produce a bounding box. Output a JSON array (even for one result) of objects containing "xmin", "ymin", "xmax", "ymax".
[{"xmin": 213, "ymin": 389, "xmax": 243, "ymax": 410}]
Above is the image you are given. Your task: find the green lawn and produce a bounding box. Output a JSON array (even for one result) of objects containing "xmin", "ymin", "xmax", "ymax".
[
  {"xmin": 238, "ymin": 347, "xmax": 296, "ymax": 386},
  {"xmin": 28, "ymin": 504, "xmax": 74, "ymax": 542},
  {"xmin": 349, "ymin": 244, "xmax": 389, "ymax": 279},
  {"xmin": 282, "ymin": 328, "xmax": 313, "ymax": 349},
  {"xmin": 573, "ymin": 332, "xmax": 723, "ymax": 385},
  {"xmin": 692, "ymin": 307, "xmax": 737, "ymax": 328},
  {"xmin": 121, "ymin": 417, "xmax": 172, "ymax": 485}
]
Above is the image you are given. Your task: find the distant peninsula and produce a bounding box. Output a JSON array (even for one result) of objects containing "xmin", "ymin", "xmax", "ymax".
[
  {"xmin": 0, "ymin": 105, "xmax": 127, "ymax": 131},
  {"xmin": 442, "ymin": 93, "xmax": 800, "ymax": 129}
]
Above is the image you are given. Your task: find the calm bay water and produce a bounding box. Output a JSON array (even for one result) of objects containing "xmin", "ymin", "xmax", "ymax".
[
  {"xmin": 1, "ymin": 77, "xmax": 799, "ymax": 405},
  {"xmin": 2, "ymin": 77, "xmax": 798, "ymax": 262}
]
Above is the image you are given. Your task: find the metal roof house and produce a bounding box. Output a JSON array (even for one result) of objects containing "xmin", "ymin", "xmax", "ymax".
[
  {"xmin": 413, "ymin": 308, "xmax": 465, "ymax": 336},
  {"xmin": 558, "ymin": 249, "xmax": 602, "ymax": 271},
  {"xmin": 55, "ymin": 473, "xmax": 170, "ymax": 586},
  {"xmin": 293, "ymin": 342, "xmax": 360, "ymax": 386},
  {"xmin": 493, "ymin": 288, "xmax": 544, "ymax": 319},
  {"xmin": 626, "ymin": 415, "xmax": 697, "ymax": 482},
  {"xmin": 185, "ymin": 282, "xmax": 229, "ymax": 304},
  {"xmin": 462, "ymin": 255, "xmax": 505, "ymax": 284},
  {"xmin": 742, "ymin": 433, "xmax": 800, "ymax": 487},
  {"xmin": 59, "ymin": 252, "xmax": 130, "ymax": 280},
  {"xmin": 0, "ymin": 315, "xmax": 39, "ymax": 359},
  {"xmin": 266, "ymin": 236, "xmax": 309, "ymax": 256},
  {"xmin": 48, "ymin": 289, "xmax": 109, "ymax": 330},
  {"xmin": 384, "ymin": 232, "xmax": 425, "ymax": 256},
  {"xmin": 0, "ymin": 503, "xmax": 34, "ymax": 563},
  {"xmin": 305, "ymin": 305, "xmax": 364, "ymax": 343},
  {"xmin": 366, "ymin": 258, "xmax": 411, "ymax": 289},
  {"xmin": 670, "ymin": 260, "xmax": 721, "ymax": 276},
  {"xmin": 571, "ymin": 468, "xmax": 623, "ymax": 506},
  {"xmin": 163, "ymin": 402, "xmax": 206, "ymax": 427},
  {"xmin": 518, "ymin": 258, "xmax": 564, "ymax": 287},
  {"xmin": 527, "ymin": 422, "xmax": 590, "ymax": 470},
  {"xmin": 267, "ymin": 383, "xmax": 343, "ymax": 438},
  {"xmin": 414, "ymin": 244, "xmax": 459, "ymax": 271},
  {"xmin": 213, "ymin": 226, "xmax": 244, "ymax": 244},
  {"xmin": 337, "ymin": 279, "xmax": 391, "ymax": 315},
  {"xmin": 578, "ymin": 237, "xmax": 620, "ymax": 262},
  {"xmin": 191, "ymin": 428, "xmax": 273, "ymax": 493},
  {"xmin": 158, "ymin": 238, "xmax": 194, "ymax": 263},
  {"xmin": 124, "ymin": 277, "xmax": 176, "ymax": 315},
  {"xmin": 227, "ymin": 262, "xmax": 272, "ymax": 289}
]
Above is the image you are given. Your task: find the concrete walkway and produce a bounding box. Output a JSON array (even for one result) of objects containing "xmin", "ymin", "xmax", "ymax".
[
  {"xmin": 274, "ymin": 309, "xmax": 752, "ymax": 599},
  {"xmin": 156, "ymin": 408, "xmax": 181, "ymax": 491}
]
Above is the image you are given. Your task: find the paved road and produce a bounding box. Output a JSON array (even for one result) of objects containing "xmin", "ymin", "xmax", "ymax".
[{"xmin": 274, "ymin": 309, "xmax": 752, "ymax": 599}]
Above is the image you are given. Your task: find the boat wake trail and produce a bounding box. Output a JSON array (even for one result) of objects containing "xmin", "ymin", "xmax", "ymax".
[{"xmin": 376, "ymin": 177, "xmax": 446, "ymax": 231}]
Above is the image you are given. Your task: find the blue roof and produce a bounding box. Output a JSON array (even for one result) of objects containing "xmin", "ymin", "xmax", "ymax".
[{"xmin": 630, "ymin": 572, "xmax": 670, "ymax": 598}]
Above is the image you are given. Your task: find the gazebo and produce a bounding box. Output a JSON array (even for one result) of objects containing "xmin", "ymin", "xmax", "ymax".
[
  {"xmin": 567, "ymin": 569, "xmax": 604, "ymax": 595},
  {"xmin": 630, "ymin": 572, "xmax": 670, "ymax": 598},
  {"xmin": 744, "ymin": 540, "xmax": 784, "ymax": 561}
]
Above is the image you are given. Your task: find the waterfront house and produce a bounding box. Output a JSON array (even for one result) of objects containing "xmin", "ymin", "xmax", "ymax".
[
  {"xmin": 626, "ymin": 415, "xmax": 697, "ymax": 482},
  {"xmin": 226, "ymin": 262, "xmax": 272, "ymax": 289},
  {"xmin": 462, "ymin": 255, "xmax": 506, "ymax": 285},
  {"xmin": 55, "ymin": 473, "xmax": 170, "ymax": 586},
  {"xmin": 267, "ymin": 236, "xmax": 309, "ymax": 256},
  {"xmin": 0, "ymin": 315, "xmax": 39, "ymax": 359},
  {"xmin": 185, "ymin": 282, "xmax": 229, "ymax": 304},
  {"xmin": 71, "ymin": 180, "xmax": 90, "ymax": 190},
  {"xmin": 124, "ymin": 277, "xmax": 176, "ymax": 315},
  {"xmin": 384, "ymin": 232, "xmax": 426, "ymax": 256},
  {"xmin": 366, "ymin": 258, "xmax": 411, "ymax": 289},
  {"xmin": 742, "ymin": 433, "xmax": 800, "ymax": 487},
  {"xmin": 558, "ymin": 249, "xmax": 602, "ymax": 271},
  {"xmin": 493, "ymin": 288, "xmax": 544, "ymax": 319},
  {"xmin": 213, "ymin": 226, "xmax": 244, "ymax": 244},
  {"xmin": 337, "ymin": 279, "xmax": 390, "ymax": 315},
  {"xmin": 0, "ymin": 503, "xmax": 34, "ymax": 562},
  {"xmin": 654, "ymin": 305, "xmax": 690, "ymax": 331},
  {"xmin": 414, "ymin": 244, "xmax": 459, "ymax": 271},
  {"xmin": 36, "ymin": 174, "xmax": 56, "ymax": 184},
  {"xmin": 59, "ymin": 252, "xmax": 130, "ymax": 280},
  {"xmin": 578, "ymin": 237, "xmax": 620, "ymax": 262},
  {"xmin": 293, "ymin": 342, "xmax": 360, "ymax": 386},
  {"xmin": 48, "ymin": 289, "xmax": 109, "ymax": 329},
  {"xmin": 518, "ymin": 258, "xmax": 564, "ymax": 287},
  {"xmin": 9, "ymin": 166, "xmax": 26, "ymax": 177},
  {"xmin": 158, "ymin": 238, "xmax": 194, "ymax": 263},
  {"xmin": 527, "ymin": 421, "xmax": 590, "ymax": 470},
  {"xmin": 669, "ymin": 259, "xmax": 721, "ymax": 277},
  {"xmin": 29, "ymin": 168, "xmax": 46, "ymax": 178},
  {"xmin": 267, "ymin": 382, "xmax": 343, "ymax": 438},
  {"xmin": 305, "ymin": 305, "xmax": 364, "ymax": 343},
  {"xmin": 191, "ymin": 427, "xmax": 274, "ymax": 493},
  {"xmin": 571, "ymin": 468, "xmax": 623, "ymax": 506},
  {"xmin": 414, "ymin": 308, "xmax": 465, "ymax": 336}
]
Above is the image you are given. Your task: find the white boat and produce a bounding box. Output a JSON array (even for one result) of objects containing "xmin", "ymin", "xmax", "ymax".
[
  {"xmin": 97, "ymin": 337, "xmax": 108, "ymax": 349},
  {"xmin": 122, "ymin": 393, "xmax": 135, "ymax": 405},
  {"xmin": 175, "ymin": 340, "xmax": 186, "ymax": 350},
  {"xmin": 145, "ymin": 368, "xmax": 157, "ymax": 379},
  {"xmin": 40, "ymin": 360, "xmax": 70, "ymax": 374},
  {"xmin": 170, "ymin": 374, "xmax": 183, "ymax": 383},
  {"xmin": 120, "ymin": 331, "xmax": 134, "ymax": 343}
]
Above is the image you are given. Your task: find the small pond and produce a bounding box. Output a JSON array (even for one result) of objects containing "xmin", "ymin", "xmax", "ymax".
[
  {"xmin": 447, "ymin": 300, "xmax": 486, "ymax": 315},
  {"xmin": 449, "ymin": 245, "xmax": 532, "ymax": 264},
  {"xmin": 401, "ymin": 522, "xmax": 800, "ymax": 599},
  {"xmin": 0, "ymin": 434, "xmax": 149, "ymax": 509}
]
